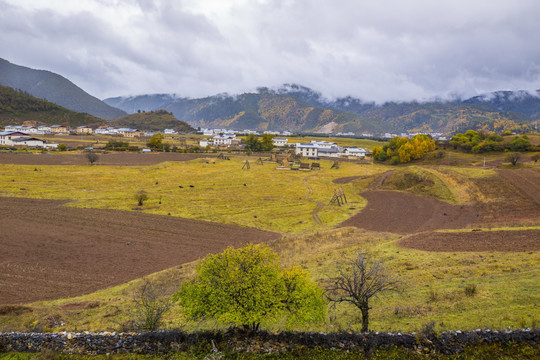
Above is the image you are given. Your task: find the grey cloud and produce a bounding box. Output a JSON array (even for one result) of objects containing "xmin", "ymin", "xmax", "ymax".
[{"xmin": 1, "ymin": 0, "xmax": 539, "ymax": 102}]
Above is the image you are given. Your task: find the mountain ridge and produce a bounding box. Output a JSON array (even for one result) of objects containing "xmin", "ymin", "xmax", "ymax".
[
  {"xmin": 0, "ymin": 58, "xmax": 126, "ymax": 120},
  {"xmin": 104, "ymin": 85, "xmax": 540, "ymax": 134}
]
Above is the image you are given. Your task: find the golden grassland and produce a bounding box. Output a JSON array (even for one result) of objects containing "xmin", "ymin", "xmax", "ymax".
[
  {"xmin": 0, "ymin": 153, "xmax": 539, "ymax": 334},
  {"xmin": 0, "ymin": 157, "xmax": 386, "ymax": 233}
]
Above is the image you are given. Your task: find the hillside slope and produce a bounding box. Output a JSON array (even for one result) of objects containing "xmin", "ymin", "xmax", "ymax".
[
  {"xmin": 0, "ymin": 85, "xmax": 106, "ymax": 128},
  {"xmin": 0, "ymin": 58, "xmax": 126, "ymax": 120},
  {"xmin": 109, "ymin": 110, "xmax": 195, "ymax": 132}
]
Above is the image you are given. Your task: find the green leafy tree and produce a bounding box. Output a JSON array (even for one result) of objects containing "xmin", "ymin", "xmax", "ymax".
[
  {"xmin": 261, "ymin": 133, "xmax": 274, "ymax": 151},
  {"xmin": 507, "ymin": 135, "xmax": 532, "ymax": 152},
  {"xmin": 57, "ymin": 143, "xmax": 67, "ymax": 151},
  {"xmin": 372, "ymin": 146, "xmax": 387, "ymax": 162},
  {"xmin": 147, "ymin": 133, "xmax": 164, "ymax": 150},
  {"xmin": 174, "ymin": 243, "xmax": 325, "ymax": 330},
  {"xmin": 244, "ymin": 134, "xmax": 262, "ymax": 152}
]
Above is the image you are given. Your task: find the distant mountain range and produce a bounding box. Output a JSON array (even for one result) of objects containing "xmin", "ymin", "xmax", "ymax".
[
  {"xmin": 1, "ymin": 58, "xmax": 538, "ymax": 134},
  {"xmin": 0, "ymin": 58, "xmax": 126, "ymax": 120},
  {"xmin": 105, "ymin": 84, "xmax": 540, "ymax": 134}
]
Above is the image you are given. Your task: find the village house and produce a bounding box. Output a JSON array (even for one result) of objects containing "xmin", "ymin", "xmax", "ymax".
[
  {"xmin": 272, "ymin": 138, "xmax": 289, "ymax": 147},
  {"xmin": 295, "ymin": 141, "xmax": 367, "ymax": 160},
  {"xmin": 295, "ymin": 143, "xmax": 320, "ymax": 158},
  {"xmin": 212, "ymin": 134, "xmax": 239, "ymax": 146},
  {"xmin": 76, "ymin": 126, "xmax": 93, "ymax": 135},
  {"xmin": 117, "ymin": 128, "xmax": 141, "ymax": 137},
  {"xmin": 10, "ymin": 136, "xmax": 45, "ymax": 147},
  {"xmin": 0, "ymin": 131, "xmax": 28, "ymax": 146},
  {"xmin": 0, "ymin": 131, "xmax": 53, "ymax": 148},
  {"xmin": 340, "ymin": 147, "xmax": 367, "ymax": 159},
  {"xmin": 50, "ymin": 125, "xmax": 69, "ymax": 134},
  {"xmin": 38, "ymin": 125, "xmax": 51, "ymax": 134}
]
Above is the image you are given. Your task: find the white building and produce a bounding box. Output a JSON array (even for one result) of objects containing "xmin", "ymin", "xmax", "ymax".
[
  {"xmin": 295, "ymin": 143, "xmax": 319, "ymax": 158},
  {"xmin": 164, "ymin": 129, "xmax": 176, "ymax": 134},
  {"xmin": 212, "ymin": 134, "xmax": 238, "ymax": 146},
  {"xmin": 0, "ymin": 131, "xmax": 46, "ymax": 147},
  {"xmin": 272, "ymin": 138, "xmax": 288, "ymax": 147},
  {"xmin": 38, "ymin": 125, "xmax": 51, "ymax": 134},
  {"xmin": 340, "ymin": 147, "xmax": 367, "ymax": 159},
  {"xmin": 199, "ymin": 139, "xmax": 209, "ymax": 148}
]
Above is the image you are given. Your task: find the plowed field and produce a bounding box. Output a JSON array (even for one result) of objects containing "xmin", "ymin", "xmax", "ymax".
[
  {"xmin": 339, "ymin": 190, "xmax": 478, "ymax": 234},
  {"xmin": 0, "ymin": 197, "xmax": 279, "ymax": 305},
  {"xmin": 399, "ymin": 229, "xmax": 540, "ymax": 252}
]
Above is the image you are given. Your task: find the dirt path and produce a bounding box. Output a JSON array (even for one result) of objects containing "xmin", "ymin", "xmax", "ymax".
[
  {"xmin": 303, "ymin": 177, "xmax": 323, "ymax": 224},
  {"xmin": 339, "ymin": 190, "xmax": 478, "ymax": 234},
  {"xmin": 0, "ymin": 197, "xmax": 280, "ymax": 305},
  {"xmin": 399, "ymin": 230, "xmax": 540, "ymax": 252}
]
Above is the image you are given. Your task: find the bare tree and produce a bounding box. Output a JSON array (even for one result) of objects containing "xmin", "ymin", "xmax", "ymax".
[
  {"xmin": 507, "ymin": 152, "xmax": 521, "ymax": 166},
  {"xmin": 86, "ymin": 152, "xmax": 99, "ymax": 165},
  {"xmin": 326, "ymin": 252, "xmax": 401, "ymax": 333},
  {"xmin": 133, "ymin": 280, "xmax": 172, "ymax": 331}
]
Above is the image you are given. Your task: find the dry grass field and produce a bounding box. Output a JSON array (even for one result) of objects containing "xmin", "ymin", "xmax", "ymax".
[{"xmin": 0, "ymin": 149, "xmax": 538, "ymax": 333}]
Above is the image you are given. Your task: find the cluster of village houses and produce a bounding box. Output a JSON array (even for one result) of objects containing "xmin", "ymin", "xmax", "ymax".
[{"xmin": 1, "ymin": 124, "xmax": 448, "ymax": 160}]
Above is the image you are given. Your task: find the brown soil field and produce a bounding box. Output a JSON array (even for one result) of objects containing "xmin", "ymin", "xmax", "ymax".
[
  {"xmin": 332, "ymin": 175, "xmax": 364, "ymax": 184},
  {"xmin": 0, "ymin": 197, "xmax": 279, "ymax": 305},
  {"xmin": 0, "ymin": 152, "xmax": 211, "ymax": 166},
  {"xmin": 399, "ymin": 230, "xmax": 540, "ymax": 252},
  {"xmin": 497, "ymin": 168, "xmax": 540, "ymax": 206},
  {"xmin": 339, "ymin": 190, "xmax": 478, "ymax": 234}
]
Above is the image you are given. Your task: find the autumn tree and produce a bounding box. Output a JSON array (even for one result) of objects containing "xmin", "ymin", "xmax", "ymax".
[
  {"xmin": 174, "ymin": 243, "xmax": 325, "ymax": 331},
  {"xmin": 327, "ymin": 252, "xmax": 401, "ymax": 333},
  {"xmin": 147, "ymin": 133, "xmax": 164, "ymax": 150}
]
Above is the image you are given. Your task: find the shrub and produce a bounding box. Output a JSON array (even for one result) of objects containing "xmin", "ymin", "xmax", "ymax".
[
  {"xmin": 57, "ymin": 143, "xmax": 67, "ymax": 151},
  {"xmin": 132, "ymin": 280, "xmax": 172, "ymax": 331},
  {"xmin": 135, "ymin": 191, "xmax": 148, "ymax": 206},
  {"xmin": 464, "ymin": 284, "xmax": 477, "ymax": 297}
]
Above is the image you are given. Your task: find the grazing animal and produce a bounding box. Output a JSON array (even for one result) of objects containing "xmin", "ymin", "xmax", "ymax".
[
  {"xmin": 179, "ymin": 185, "xmax": 183, "ymax": 188},
  {"xmin": 244, "ymin": 183, "xmax": 247, "ymax": 186},
  {"xmin": 189, "ymin": 185, "xmax": 195, "ymax": 188}
]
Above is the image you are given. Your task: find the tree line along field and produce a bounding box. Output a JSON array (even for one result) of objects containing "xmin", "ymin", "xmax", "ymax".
[{"xmin": 0, "ymin": 150, "xmax": 538, "ymax": 334}]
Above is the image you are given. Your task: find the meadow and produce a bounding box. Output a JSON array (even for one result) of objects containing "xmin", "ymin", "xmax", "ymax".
[{"xmin": 0, "ymin": 149, "xmax": 538, "ymax": 336}]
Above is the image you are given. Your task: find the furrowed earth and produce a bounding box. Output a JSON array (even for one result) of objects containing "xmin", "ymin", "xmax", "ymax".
[{"xmin": 0, "ymin": 197, "xmax": 279, "ymax": 305}]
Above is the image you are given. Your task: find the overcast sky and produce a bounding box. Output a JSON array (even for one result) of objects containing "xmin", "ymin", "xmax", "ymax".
[{"xmin": 1, "ymin": 0, "xmax": 539, "ymax": 102}]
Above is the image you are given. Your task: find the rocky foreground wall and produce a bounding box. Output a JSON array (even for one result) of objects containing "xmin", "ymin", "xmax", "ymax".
[{"xmin": 0, "ymin": 329, "xmax": 538, "ymax": 355}]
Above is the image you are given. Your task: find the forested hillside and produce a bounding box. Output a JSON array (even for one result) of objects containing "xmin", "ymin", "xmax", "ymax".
[
  {"xmin": 110, "ymin": 110, "xmax": 195, "ymax": 132},
  {"xmin": 0, "ymin": 85, "xmax": 106, "ymax": 128}
]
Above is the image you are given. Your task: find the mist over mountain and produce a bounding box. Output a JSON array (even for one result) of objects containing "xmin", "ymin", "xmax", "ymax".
[
  {"xmin": 0, "ymin": 58, "xmax": 126, "ymax": 120},
  {"xmin": 105, "ymin": 84, "xmax": 540, "ymax": 134}
]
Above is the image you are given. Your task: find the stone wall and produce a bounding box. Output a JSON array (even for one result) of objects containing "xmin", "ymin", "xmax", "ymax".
[{"xmin": 0, "ymin": 329, "xmax": 538, "ymax": 355}]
